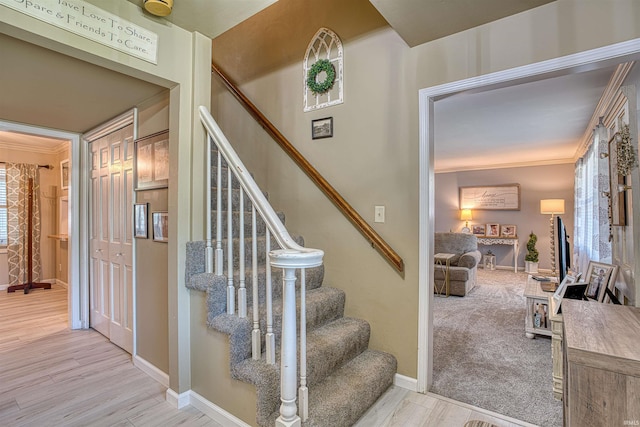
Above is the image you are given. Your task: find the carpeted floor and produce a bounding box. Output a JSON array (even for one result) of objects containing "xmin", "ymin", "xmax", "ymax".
[{"xmin": 431, "ymin": 268, "xmax": 563, "ymax": 427}]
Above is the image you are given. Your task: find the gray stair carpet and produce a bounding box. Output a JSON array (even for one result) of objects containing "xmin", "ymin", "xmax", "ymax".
[{"xmin": 186, "ymin": 159, "xmax": 396, "ymax": 427}]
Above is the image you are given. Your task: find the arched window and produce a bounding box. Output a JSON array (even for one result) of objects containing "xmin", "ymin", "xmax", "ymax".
[{"xmin": 304, "ymin": 28, "xmax": 343, "ymax": 112}]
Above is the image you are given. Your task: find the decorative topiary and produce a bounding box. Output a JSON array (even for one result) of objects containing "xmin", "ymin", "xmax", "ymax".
[{"xmin": 525, "ymin": 232, "xmax": 539, "ymax": 263}]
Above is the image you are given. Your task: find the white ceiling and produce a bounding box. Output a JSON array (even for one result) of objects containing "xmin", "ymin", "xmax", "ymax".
[{"xmin": 433, "ymin": 65, "xmax": 617, "ymax": 172}]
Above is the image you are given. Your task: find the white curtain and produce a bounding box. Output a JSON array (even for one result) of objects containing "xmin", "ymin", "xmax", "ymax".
[
  {"xmin": 573, "ymin": 124, "xmax": 611, "ymax": 275},
  {"xmin": 6, "ymin": 163, "xmax": 42, "ymax": 286}
]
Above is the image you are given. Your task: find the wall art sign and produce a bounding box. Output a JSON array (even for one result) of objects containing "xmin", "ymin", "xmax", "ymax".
[
  {"xmin": 459, "ymin": 184, "xmax": 521, "ymax": 211},
  {"xmin": 0, "ymin": 0, "xmax": 158, "ymax": 64}
]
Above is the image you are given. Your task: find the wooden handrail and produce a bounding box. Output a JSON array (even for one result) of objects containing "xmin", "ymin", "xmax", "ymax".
[{"xmin": 211, "ymin": 63, "xmax": 404, "ymax": 274}]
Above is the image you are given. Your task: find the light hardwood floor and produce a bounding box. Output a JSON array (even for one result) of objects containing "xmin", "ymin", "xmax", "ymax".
[
  {"xmin": 1, "ymin": 284, "xmax": 533, "ymax": 427},
  {"xmin": 0, "ymin": 284, "xmax": 220, "ymax": 427}
]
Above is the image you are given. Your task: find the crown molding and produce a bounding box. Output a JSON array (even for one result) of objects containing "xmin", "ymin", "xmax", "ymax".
[
  {"xmin": 0, "ymin": 140, "xmax": 67, "ymax": 155},
  {"xmin": 435, "ymin": 157, "xmax": 575, "ymax": 174}
]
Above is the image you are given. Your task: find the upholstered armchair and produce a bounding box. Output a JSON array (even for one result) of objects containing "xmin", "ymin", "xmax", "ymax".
[{"xmin": 434, "ymin": 232, "xmax": 482, "ymax": 296}]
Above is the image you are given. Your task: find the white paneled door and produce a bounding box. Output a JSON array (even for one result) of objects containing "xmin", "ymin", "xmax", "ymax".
[{"xmin": 89, "ymin": 124, "xmax": 134, "ymax": 353}]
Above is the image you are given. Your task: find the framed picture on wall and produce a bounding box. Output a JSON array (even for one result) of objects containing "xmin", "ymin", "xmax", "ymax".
[
  {"xmin": 152, "ymin": 211, "xmax": 168, "ymax": 242},
  {"xmin": 135, "ymin": 129, "xmax": 169, "ymax": 190},
  {"xmin": 134, "ymin": 203, "xmax": 148, "ymax": 239},
  {"xmin": 60, "ymin": 159, "xmax": 69, "ymax": 190},
  {"xmin": 311, "ymin": 117, "xmax": 333, "ymax": 139}
]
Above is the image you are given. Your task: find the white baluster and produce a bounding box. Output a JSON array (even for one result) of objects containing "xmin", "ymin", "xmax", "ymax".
[
  {"xmin": 226, "ymin": 167, "xmax": 235, "ymax": 314},
  {"xmin": 215, "ymin": 150, "xmax": 223, "ymax": 275},
  {"xmin": 238, "ymin": 186, "xmax": 247, "ymax": 318},
  {"xmin": 275, "ymin": 266, "xmax": 300, "ymax": 427},
  {"xmin": 205, "ymin": 135, "xmax": 213, "ymax": 273},
  {"xmin": 265, "ymin": 228, "xmax": 275, "ymax": 364},
  {"xmin": 251, "ymin": 206, "xmax": 260, "ymax": 360},
  {"xmin": 299, "ymin": 268, "xmax": 308, "ymax": 421}
]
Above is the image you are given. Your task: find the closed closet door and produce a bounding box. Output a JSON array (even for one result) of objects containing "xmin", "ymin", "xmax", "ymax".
[{"xmin": 89, "ymin": 124, "xmax": 134, "ymax": 353}]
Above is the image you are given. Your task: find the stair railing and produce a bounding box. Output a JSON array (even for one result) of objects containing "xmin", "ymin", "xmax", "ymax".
[
  {"xmin": 211, "ymin": 63, "xmax": 404, "ymax": 275},
  {"xmin": 200, "ymin": 106, "xmax": 323, "ymax": 426}
]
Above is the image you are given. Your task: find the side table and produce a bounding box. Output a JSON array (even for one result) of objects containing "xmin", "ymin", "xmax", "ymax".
[
  {"xmin": 524, "ymin": 276, "xmax": 552, "ymax": 338},
  {"xmin": 434, "ymin": 253, "xmax": 455, "ymax": 297}
]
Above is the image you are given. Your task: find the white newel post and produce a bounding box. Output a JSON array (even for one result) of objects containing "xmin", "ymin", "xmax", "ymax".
[
  {"xmin": 276, "ymin": 266, "xmax": 300, "ymax": 427},
  {"xmin": 272, "ymin": 249, "xmax": 323, "ymax": 427}
]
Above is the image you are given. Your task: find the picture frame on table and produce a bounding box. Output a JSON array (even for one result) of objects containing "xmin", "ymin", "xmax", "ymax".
[
  {"xmin": 134, "ymin": 203, "xmax": 148, "ymax": 238},
  {"xmin": 472, "ymin": 225, "xmax": 485, "ymax": 236},
  {"xmin": 311, "ymin": 117, "xmax": 333, "ymax": 139},
  {"xmin": 135, "ymin": 129, "xmax": 169, "ymax": 190},
  {"xmin": 500, "ymin": 224, "xmax": 517, "ymax": 238},
  {"xmin": 485, "ymin": 223, "xmax": 500, "ymax": 237},
  {"xmin": 152, "ymin": 211, "xmax": 169, "ymax": 242},
  {"xmin": 552, "ymin": 272, "xmax": 582, "ymax": 315},
  {"xmin": 584, "ymin": 261, "xmax": 618, "ymax": 302}
]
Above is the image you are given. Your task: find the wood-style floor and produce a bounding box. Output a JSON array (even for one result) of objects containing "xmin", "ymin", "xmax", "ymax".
[
  {"xmin": 0, "ymin": 284, "xmax": 532, "ymax": 427},
  {"xmin": 0, "ymin": 284, "xmax": 220, "ymax": 427}
]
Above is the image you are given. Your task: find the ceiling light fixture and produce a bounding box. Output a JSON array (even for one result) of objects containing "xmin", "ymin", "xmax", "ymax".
[{"xmin": 143, "ymin": 0, "xmax": 173, "ymax": 17}]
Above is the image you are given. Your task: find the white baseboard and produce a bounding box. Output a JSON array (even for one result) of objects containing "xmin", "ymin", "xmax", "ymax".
[
  {"xmin": 166, "ymin": 388, "xmax": 190, "ymax": 409},
  {"xmin": 56, "ymin": 279, "xmax": 68, "ymax": 289},
  {"xmin": 393, "ymin": 373, "xmax": 418, "ymax": 392},
  {"xmin": 189, "ymin": 390, "xmax": 252, "ymax": 427},
  {"xmin": 133, "ymin": 355, "xmax": 169, "ymax": 388}
]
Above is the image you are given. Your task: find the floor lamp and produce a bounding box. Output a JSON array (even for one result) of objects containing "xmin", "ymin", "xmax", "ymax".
[{"xmin": 540, "ymin": 199, "xmax": 565, "ymax": 277}]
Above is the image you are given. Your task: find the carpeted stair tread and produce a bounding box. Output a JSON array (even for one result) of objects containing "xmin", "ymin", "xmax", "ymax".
[
  {"xmin": 303, "ymin": 349, "xmax": 397, "ymax": 427},
  {"xmin": 224, "ymin": 234, "xmax": 304, "ymax": 265}
]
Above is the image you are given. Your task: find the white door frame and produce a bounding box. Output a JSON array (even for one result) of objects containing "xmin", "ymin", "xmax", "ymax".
[
  {"xmin": 417, "ymin": 38, "xmax": 640, "ymax": 392},
  {"xmin": 0, "ymin": 119, "xmax": 82, "ymax": 328}
]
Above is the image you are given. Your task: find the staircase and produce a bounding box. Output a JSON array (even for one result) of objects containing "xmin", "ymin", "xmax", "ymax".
[{"xmin": 185, "ymin": 108, "xmax": 397, "ymax": 426}]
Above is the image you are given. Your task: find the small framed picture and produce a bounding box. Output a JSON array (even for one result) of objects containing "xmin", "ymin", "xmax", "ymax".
[
  {"xmin": 134, "ymin": 203, "xmax": 148, "ymax": 239},
  {"xmin": 500, "ymin": 224, "xmax": 517, "ymax": 238},
  {"xmin": 552, "ymin": 272, "xmax": 582, "ymax": 314},
  {"xmin": 584, "ymin": 261, "xmax": 618, "ymax": 302},
  {"xmin": 152, "ymin": 211, "xmax": 169, "ymax": 242},
  {"xmin": 60, "ymin": 159, "xmax": 70, "ymax": 190},
  {"xmin": 311, "ymin": 117, "xmax": 333, "ymax": 139},
  {"xmin": 472, "ymin": 224, "xmax": 485, "ymax": 236},
  {"xmin": 485, "ymin": 223, "xmax": 500, "ymax": 237}
]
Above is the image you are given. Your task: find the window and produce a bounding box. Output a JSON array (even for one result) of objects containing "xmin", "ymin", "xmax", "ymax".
[{"xmin": 0, "ymin": 165, "xmax": 6, "ymax": 246}]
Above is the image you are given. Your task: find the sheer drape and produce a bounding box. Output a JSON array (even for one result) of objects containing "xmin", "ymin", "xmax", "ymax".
[
  {"xmin": 6, "ymin": 163, "xmax": 42, "ymax": 286},
  {"xmin": 573, "ymin": 126, "xmax": 611, "ymax": 275}
]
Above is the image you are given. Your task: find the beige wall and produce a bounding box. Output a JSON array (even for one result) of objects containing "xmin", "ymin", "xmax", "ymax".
[
  {"xmin": 435, "ymin": 164, "xmax": 576, "ymax": 271},
  {"xmin": 211, "ymin": 0, "xmax": 640, "ymax": 380},
  {"xmin": 0, "ymin": 147, "xmax": 67, "ymax": 287},
  {"xmin": 135, "ymin": 92, "xmax": 170, "ymax": 374}
]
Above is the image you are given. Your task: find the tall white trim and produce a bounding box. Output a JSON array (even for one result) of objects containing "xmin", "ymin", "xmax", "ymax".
[
  {"xmin": 393, "ymin": 373, "xmax": 418, "ymax": 392},
  {"xmin": 0, "ymin": 119, "xmax": 81, "ymax": 329},
  {"xmin": 134, "ymin": 355, "xmax": 169, "ymax": 388},
  {"xmin": 189, "ymin": 391, "xmax": 252, "ymax": 427},
  {"xmin": 417, "ymin": 38, "xmax": 640, "ymax": 394}
]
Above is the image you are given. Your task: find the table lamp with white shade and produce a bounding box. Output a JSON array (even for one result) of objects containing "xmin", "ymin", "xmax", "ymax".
[
  {"xmin": 540, "ymin": 199, "xmax": 565, "ymax": 276},
  {"xmin": 460, "ymin": 209, "xmax": 472, "ymax": 233}
]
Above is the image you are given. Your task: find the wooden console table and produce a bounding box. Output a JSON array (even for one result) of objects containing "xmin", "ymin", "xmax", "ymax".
[
  {"xmin": 562, "ymin": 300, "xmax": 640, "ymax": 426},
  {"xmin": 477, "ymin": 237, "xmax": 519, "ymax": 272}
]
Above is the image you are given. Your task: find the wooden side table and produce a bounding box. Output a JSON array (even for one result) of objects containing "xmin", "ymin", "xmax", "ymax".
[
  {"xmin": 434, "ymin": 253, "xmax": 455, "ymax": 297},
  {"xmin": 524, "ymin": 276, "xmax": 552, "ymax": 338},
  {"xmin": 549, "ymin": 297, "xmax": 563, "ymax": 400}
]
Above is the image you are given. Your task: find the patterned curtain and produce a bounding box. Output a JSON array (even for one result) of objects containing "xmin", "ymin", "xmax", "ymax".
[
  {"xmin": 6, "ymin": 163, "xmax": 42, "ymax": 286},
  {"xmin": 573, "ymin": 124, "xmax": 611, "ymax": 275}
]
